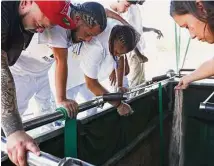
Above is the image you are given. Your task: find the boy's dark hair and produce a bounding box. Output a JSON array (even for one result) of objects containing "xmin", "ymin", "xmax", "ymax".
[{"xmin": 109, "ymin": 25, "xmax": 140, "ymax": 56}]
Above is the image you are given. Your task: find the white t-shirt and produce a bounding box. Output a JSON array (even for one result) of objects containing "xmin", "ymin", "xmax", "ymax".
[
  {"xmin": 121, "ymin": 5, "xmax": 145, "ymax": 54},
  {"xmin": 10, "ymin": 34, "xmax": 54, "ymax": 76},
  {"xmin": 80, "ymin": 19, "xmax": 121, "ymax": 81},
  {"xmin": 38, "ymin": 0, "xmax": 92, "ymax": 48},
  {"xmin": 66, "ymin": 45, "xmax": 86, "ymax": 89},
  {"xmin": 39, "ymin": 25, "xmax": 72, "ymax": 49},
  {"xmin": 48, "ymin": 19, "xmax": 121, "ymax": 91},
  {"xmin": 40, "ymin": 22, "xmax": 87, "ymax": 90},
  {"xmin": 98, "ymin": 1, "xmax": 146, "ymax": 54},
  {"xmin": 48, "ymin": 46, "xmax": 85, "ymax": 91}
]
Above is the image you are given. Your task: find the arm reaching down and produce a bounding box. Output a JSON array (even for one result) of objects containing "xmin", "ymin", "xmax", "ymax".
[
  {"xmin": 53, "ymin": 47, "xmax": 68, "ymax": 103},
  {"xmin": 116, "ymin": 56, "xmax": 129, "ymax": 93},
  {"xmin": 1, "ymin": 50, "xmax": 23, "ymax": 136},
  {"xmin": 143, "ymin": 27, "xmax": 164, "ymax": 39},
  {"xmin": 85, "ymin": 75, "xmax": 108, "ymax": 96},
  {"xmin": 85, "ymin": 75, "xmax": 133, "ymax": 116},
  {"xmin": 124, "ymin": 55, "xmax": 130, "ymax": 76},
  {"xmin": 53, "ymin": 47, "xmax": 79, "ymax": 118},
  {"xmin": 81, "ymin": 40, "xmax": 133, "ymax": 116},
  {"xmin": 117, "ymin": 57, "xmax": 125, "ymax": 87},
  {"xmin": 109, "ymin": 56, "xmax": 129, "ymax": 92},
  {"xmin": 109, "ymin": 57, "xmax": 125, "ymax": 87},
  {"xmin": 1, "ymin": 50, "xmax": 40, "ymax": 166},
  {"xmin": 175, "ymin": 58, "xmax": 214, "ymax": 89},
  {"xmin": 105, "ymin": 8, "xmax": 129, "ymax": 25}
]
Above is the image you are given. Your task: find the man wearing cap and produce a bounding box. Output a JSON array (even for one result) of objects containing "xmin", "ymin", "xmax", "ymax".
[
  {"xmin": 1, "ymin": 1, "xmax": 75, "ymax": 166},
  {"xmin": 39, "ymin": 1, "xmax": 131, "ymax": 118},
  {"xmin": 7, "ymin": 0, "xmax": 131, "ymax": 123}
]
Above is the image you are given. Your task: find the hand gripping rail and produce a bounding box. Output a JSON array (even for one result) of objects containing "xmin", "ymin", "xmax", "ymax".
[
  {"xmin": 23, "ymin": 93, "xmax": 127, "ymax": 131},
  {"xmin": 1, "ymin": 137, "xmax": 94, "ymax": 166}
]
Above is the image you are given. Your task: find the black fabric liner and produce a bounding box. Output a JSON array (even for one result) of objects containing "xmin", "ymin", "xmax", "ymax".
[
  {"xmin": 2, "ymin": 83, "xmax": 214, "ymax": 166},
  {"xmin": 77, "ymin": 87, "xmax": 170, "ymax": 165}
]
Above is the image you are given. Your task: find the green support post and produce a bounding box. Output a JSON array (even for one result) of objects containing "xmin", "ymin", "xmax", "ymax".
[
  {"xmin": 65, "ymin": 119, "xmax": 77, "ymax": 158},
  {"xmin": 56, "ymin": 107, "xmax": 78, "ymax": 158}
]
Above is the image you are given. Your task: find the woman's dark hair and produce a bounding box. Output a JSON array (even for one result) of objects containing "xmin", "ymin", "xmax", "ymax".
[
  {"xmin": 109, "ymin": 25, "xmax": 140, "ymax": 57},
  {"xmin": 170, "ymin": 1, "xmax": 214, "ymax": 33}
]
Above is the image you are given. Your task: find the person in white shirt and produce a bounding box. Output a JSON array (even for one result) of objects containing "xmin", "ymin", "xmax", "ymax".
[
  {"xmin": 48, "ymin": 46, "xmax": 96, "ymax": 116},
  {"xmin": 11, "ymin": 1, "xmax": 130, "ymax": 119},
  {"xmin": 39, "ymin": 1, "xmax": 132, "ymax": 118},
  {"xmin": 10, "ymin": 34, "xmax": 54, "ymax": 118},
  {"xmin": 38, "ymin": 2, "xmax": 108, "ymax": 118},
  {"xmin": 8, "ymin": 2, "xmax": 107, "ymax": 120},
  {"xmin": 49, "ymin": 18, "xmax": 140, "ymax": 116},
  {"xmin": 170, "ymin": 1, "xmax": 214, "ymax": 90},
  {"xmin": 79, "ymin": 19, "xmax": 140, "ymax": 115},
  {"xmin": 109, "ymin": 0, "xmax": 163, "ymax": 88}
]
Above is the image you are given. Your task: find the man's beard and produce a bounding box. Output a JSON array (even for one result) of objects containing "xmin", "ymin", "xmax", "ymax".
[
  {"xmin": 70, "ymin": 31, "xmax": 78, "ymax": 43},
  {"xmin": 70, "ymin": 28, "xmax": 83, "ymax": 43}
]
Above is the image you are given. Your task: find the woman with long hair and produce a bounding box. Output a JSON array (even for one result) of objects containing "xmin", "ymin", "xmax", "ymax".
[{"xmin": 170, "ymin": 0, "xmax": 214, "ymax": 89}]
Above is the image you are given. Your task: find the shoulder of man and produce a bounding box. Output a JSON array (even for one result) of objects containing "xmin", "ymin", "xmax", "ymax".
[
  {"xmin": 38, "ymin": 25, "xmax": 71, "ymax": 48},
  {"xmin": 80, "ymin": 38, "xmax": 103, "ymax": 55},
  {"xmin": 94, "ymin": 18, "xmax": 121, "ymax": 44}
]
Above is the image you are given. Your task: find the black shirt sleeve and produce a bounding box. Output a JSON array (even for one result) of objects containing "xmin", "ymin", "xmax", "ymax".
[
  {"xmin": 1, "ymin": 1, "xmax": 12, "ymax": 52},
  {"xmin": 1, "ymin": 1, "xmax": 34, "ymax": 66}
]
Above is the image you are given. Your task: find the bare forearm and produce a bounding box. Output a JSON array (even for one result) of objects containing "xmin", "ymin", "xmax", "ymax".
[
  {"xmin": 124, "ymin": 55, "xmax": 130, "ymax": 75},
  {"xmin": 105, "ymin": 8, "xmax": 129, "ymax": 25},
  {"xmin": 143, "ymin": 27, "xmax": 154, "ymax": 32},
  {"xmin": 53, "ymin": 48, "xmax": 68, "ymax": 103},
  {"xmin": 87, "ymin": 79, "xmax": 108, "ymax": 96},
  {"xmin": 1, "ymin": 51, "xmax": 23, "ymax": 137},
  {"xmin": 188, "ymin": 58, "xmax": 214, "ymax": 82},
  {"xmin": 116, "ymin": 57, "xmax": 125, "ymax": 87},
  {"xmin": 55, "ymin": 62, "xmax": 67, "ymax": 102},
  {"xmin": 85, "ymin": 77, "xmax": 120, "ymax": 107}
]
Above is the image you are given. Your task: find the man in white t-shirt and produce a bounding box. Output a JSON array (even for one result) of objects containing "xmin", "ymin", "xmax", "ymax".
[
  {"xmin": 48, "ymin": 45, "xmax": 96, "ymax": 116},
  {"xmin": 39, "ymin": 1, "xmax": 133, "ymax": 117},
  {"xmin": 109, "ymin": 0, "xmax": 164, "ymax": 88},
  {"xmin": 8, "ymin": 2, "xmax": 108, "ymax": 120},
  {"xmin": 39, "ymin": 2, "xmax": 108, "ymax": 118}
]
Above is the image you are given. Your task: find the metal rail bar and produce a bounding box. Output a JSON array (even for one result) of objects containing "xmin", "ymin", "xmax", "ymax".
[{"xmin": 23, "ymin": 99, "xmax": 105, "ymax": 131}]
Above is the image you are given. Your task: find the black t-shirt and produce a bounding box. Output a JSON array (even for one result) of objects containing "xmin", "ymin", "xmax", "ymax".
[{"xmin": 1, "ymin": 1, "xmax": 34, "ymax": 66}]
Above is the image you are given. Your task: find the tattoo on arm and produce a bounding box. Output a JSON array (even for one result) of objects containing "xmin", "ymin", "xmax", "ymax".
[{"xmin": 1, "ymin": 50, "xmax": 23, "ymax": 137}]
